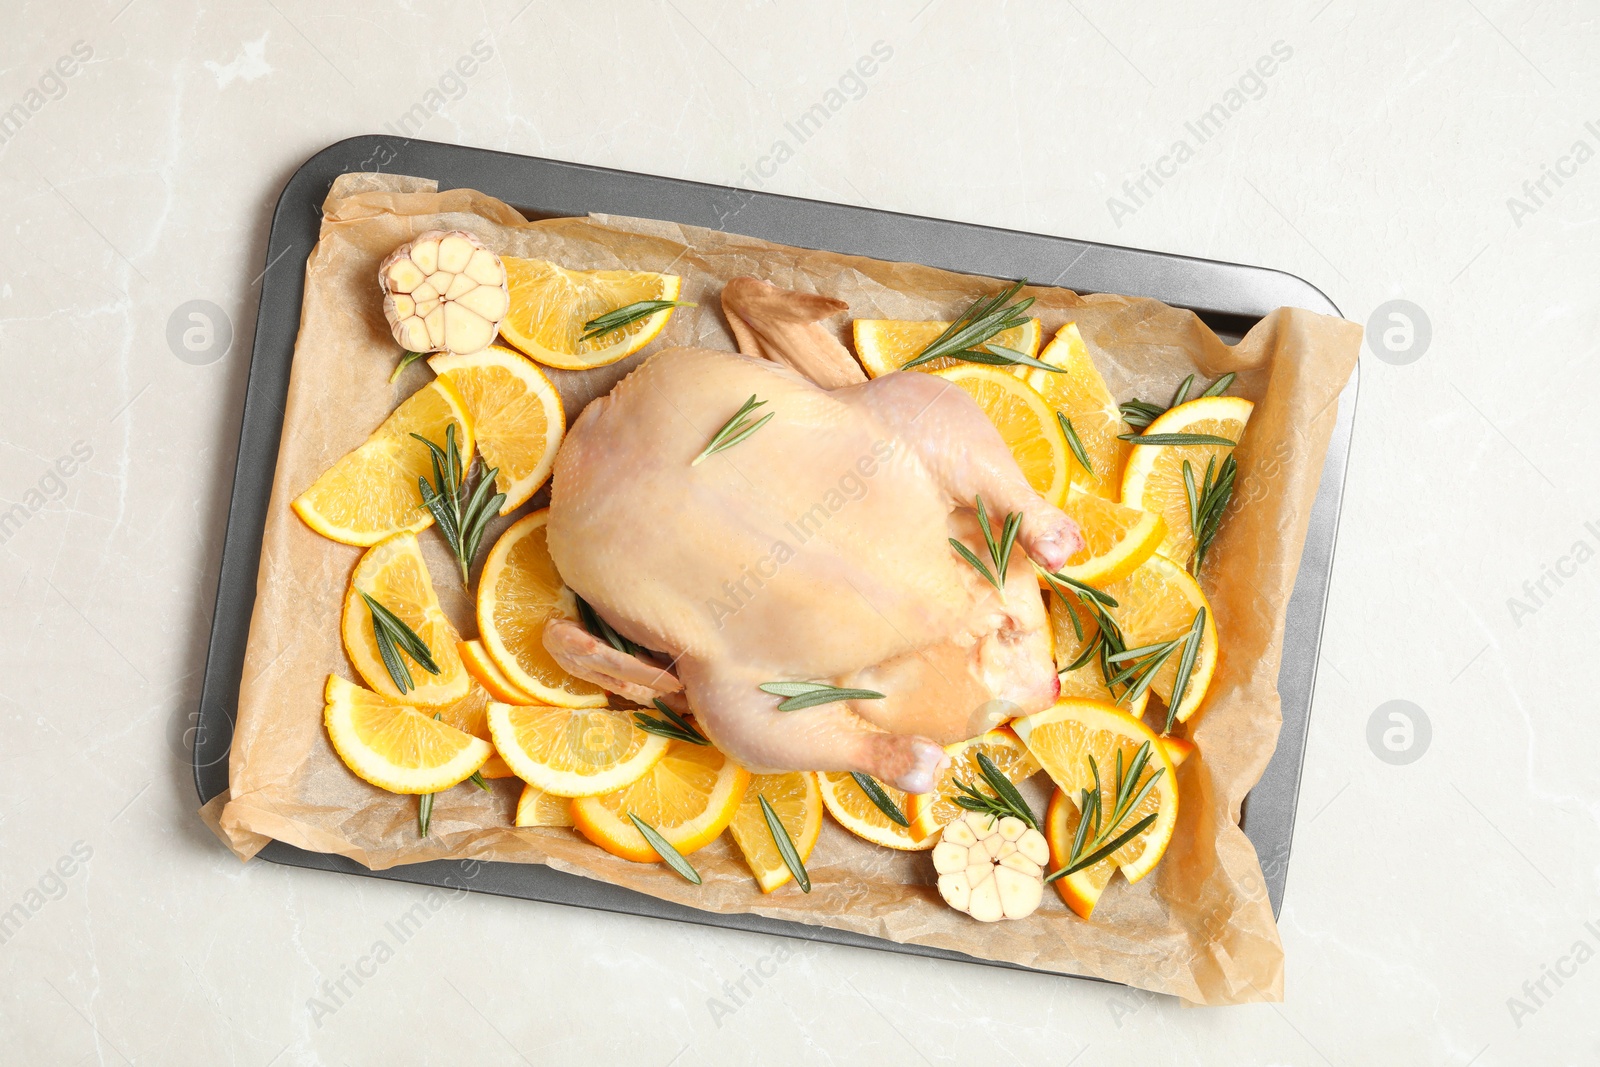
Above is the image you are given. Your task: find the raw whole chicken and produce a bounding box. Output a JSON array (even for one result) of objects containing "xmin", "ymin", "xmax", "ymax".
[{"xmin": 543, "ymin": 278, "xmax": 1080, "ymax": 793}]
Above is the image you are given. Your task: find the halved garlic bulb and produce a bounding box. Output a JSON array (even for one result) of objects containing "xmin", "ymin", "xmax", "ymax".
[
  {"xmin": 379, "ymin": 230, "xmax": 509, "ymax": 355},
  {"xmin": 932, "ymin": 811, "xmax": 1049, "ymax": 922}
]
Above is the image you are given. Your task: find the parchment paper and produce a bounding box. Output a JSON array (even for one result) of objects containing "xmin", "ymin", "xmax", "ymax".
[{"xmin": 206, "ymin": 173, "xmax": 1361, "ymax": 1005}]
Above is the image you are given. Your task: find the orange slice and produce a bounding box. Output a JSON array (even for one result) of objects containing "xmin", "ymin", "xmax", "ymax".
[
  {"xmin": 293, "ymin": 379, "xmax": 472, "ymax": 546},
  {"xmin": 486, "ymin": 702, "xmax": 667, "ymax": 797},
  {"xmin": 727, "ymin": 771, "xmax": 824, "ymax": 893},
  {"xmin": 852, "ymin": 317, "xmax": 1042, "ymax": 377},
  {"xmin": 1012, "ymin": 698, "xmax": 1178, "ymax": 882},
  {"xmin": 457, "ymin": 639, "xmax": 541, "ymax": 705},
  {"xmin": 1100, "ymin": 554, "xmax": 1218, "ymax": 725},
  {"xmin": 340, "ymin": 532, "xmax": 470, "ymax": 707},
  {"xmin": 935, "ymin": 364, "xmax": 1071, "ymax": 508},
  {"xmin": 497, "ymin": 258, "xmax": 684, "ymax": 371},
  {"xmin": 1053, "ymin": 492, "xmax": 1165, "ymax": 585},
  {"xmin": 1046, "ymin": 589, "xmax": 1150, "ymax": 718},
  {"xmin": 1044, "ymin": 786, "xmax": 1117, "ymax": 919},
  {"xmin": 428, "ymin": 346, "xmax": 566, "ymax": 513},
  {"xmin": 906, "ymin": 729, "xmax": 1041, "ymax": 842},
  {"xmin": 477, "ymin": 510, "xmax": 607, "ymax": 708},
  {"xmin": 432, "ymin": 680, "xmax": 514, "ymax": 778},
  {"xmin": 322, "ymin": 675, "xmax": 491, "ymax": 794},
  {"xmin": 515, "ymin": 784, "xmax": 575, "ymax": 827},
  {"xmin": 1119, "ymin": 394, "xmax": 1253, "ymax": 565},
  {"xmin": 816, "ymin": 771, "xmax": 936, "ymax": 851},
  {"xmin": 571, "ymin": 741, "xmax": 750, "ymax": 862},
  {"xmin": 1025, "ymin": 323, "xmax": 1131, "ymax": 499}
]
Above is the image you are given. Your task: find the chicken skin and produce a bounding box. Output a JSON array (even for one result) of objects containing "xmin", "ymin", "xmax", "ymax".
[{"xmin": 543, "ymin": 278, "xmax": 1080, "ymax": 793}]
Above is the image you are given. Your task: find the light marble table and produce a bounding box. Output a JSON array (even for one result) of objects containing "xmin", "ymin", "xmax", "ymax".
[{"xmin": 3, "ymin": 1, "xmax": 1595, "ymax": 1064}]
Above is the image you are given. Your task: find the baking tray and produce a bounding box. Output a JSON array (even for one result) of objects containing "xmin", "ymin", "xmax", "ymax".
[{"xmin": 193, "ymin": 135, "xmax": 1357, "ymax": 980}]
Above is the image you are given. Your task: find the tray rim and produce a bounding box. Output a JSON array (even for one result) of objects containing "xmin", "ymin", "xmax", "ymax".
[{"xmin": 193, "ymin": 134, "xmax": 1357, "ymax": 982}]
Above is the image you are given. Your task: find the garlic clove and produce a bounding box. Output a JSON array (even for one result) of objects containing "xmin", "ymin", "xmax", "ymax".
[
  {"xmin": 424, "ymin": 307, "xmax": 447, "ymax": 348},
  {"xmin": 967, "ymin": 871, "xmax": 1005, "ymax": 922},
  {"xmin": 456, "ymin": 283, "xmax": 509, "ymax": 320},
  {"xmin": 997, "ymin": 817, "xmax": 1027, "ymax": 841},
  {"xmin": 994, "ymin": 864, "xmax": 1043, "ymax": 919},
  {"xmin": 943, "ymin": 818, "xmax": 978, "ymax": 847},
  {"xmin": 932, "ymin": 840, "xmax": 968, "ymax": 875},
  {"xmin": 1017, "ymin": 829, "xmax": 1050, "ymax": 867},
  {"xmin": 412, "ymin": 238, "xmax": 440, "ymax": 274},
  {"xmin": 465, "ymin": 248, "xmax": 504, "ymax": 285},
  {"xmin": 443, "ymin": 272, "xmax": 478, "ymax": 301},
  {"xmin": 386, "ymin": 259, "xmax": 424, "ymax": 294},
  {"xmin": 999, "ymin": 851, "xmax": 1042, "ymax": 878},
  {"xmin": 437, "ymin": 234, "xmax": 475, "ymax": 273},
  {"xmin": 442, "ymin": 302, "xmax": 495, "ymax": 354},
  {"xmin": 938, "ymin": 872, "xmax": 971, "ymax": 912}
]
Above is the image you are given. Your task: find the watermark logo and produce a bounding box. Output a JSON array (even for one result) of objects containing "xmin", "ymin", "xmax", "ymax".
[
  {"xmin": 0, "ymin": 840, "xmax": 93, "ymax": 947},
  {"xmin": 1506, "ymin": 519, "xmax": 1600, "ymax": 627},
  {"xmin": 1507, "ymin": 918, "xmax": 1600, "ymax": 1029},
  {"xmin": 1506, "ymin": 120, "xmax": 1600, "ymax": 228},
  {"xmin": 0, "ymin": 40, "xmax": 93, "ymax": 150},
  {"xmin": 383, "ymin": 40, "xmax": 495, "ymax": 141},
  {"xmin": 1106, "ymin": 40, "xmax": 1293, "ymax": 226},
  {"xmin": 1366, "ymin": 700, "xmax": 1430, "ymax": 765},
  {"xmin": 167, "ymin": 300, "xmax": 233, "ymax": 365},
  {"xmin": 1364, "ymin": 299, "xmax": 1431, "ymax": 366},
  {"xmin": 0, "ymin": 440, "xmax": 93, "ymax": 546}
]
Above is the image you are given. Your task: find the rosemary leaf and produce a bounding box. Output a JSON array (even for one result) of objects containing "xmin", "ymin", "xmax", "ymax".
[
  {"xmin": 389, "ymin": 350, "xmax": 426, "ymax": 384},
  {"xmin": 629, "ymin": 813, "xmax": 702, "ymax": 884},
  {"xmin": 469, "ymin": 771, "xmax": 491, "ymax": 792},
  {"xmin": 579, "ymin": 299, "xmax": 696, "ymax": 342},
  {"xmin": 1058, "ymin": 413, "xmax": 1093, "ymax": 476},
  {"xmin": 1046, "ymin": 812, "xmax": 1159, "ymax": 880},
  {"xmin": 975, "ymin": 752, "xmax": 1039, "ymax": 831},
  {"xmin": 1164, "ymin": 607, "xmax": 1207, "ymax": 733},
  {"xmin": 1190, "ymin": 454, "xmax": 1237, "ymax": 576},
  {"xmin": 633, "ymin": 699, "xmax": 710, "ymax": 745},
  {"xmin": 851, "ymin": 772, "xmax": 909, "ymax": 827},
  {"xmin": 412, "ymin": 424, "xmax": 506, "ymax": 584},
  {"xmin": 759, "ymin": 681, "xmax": 886, "ymax": 712},
  {"xmin": 418, "ymin": 792, "xmax": 434, "ymax": 837},
  {"xmin": 759, "ymin": 793, "xmax": 812, "ymax": 892},
  {"xmin": 1168, "ymin": 374, "xmax": 1195, "ymax": 410},
  {"xmin": 1118, "ymin": 432, "xmax": 1238, "ymax": 446},
  {"xmin": 949, "ymin": 537, "xmax": 1001, "ymax": 592},
  {"xmin": 691, "ymin": 394, "xmax": 772, "ymax": 466},
  {"xmin": 359, "ymin": 591, "xmax": 440, "ymax": 694},
  {"xmin": 901, "ymin": 280, "xmax": 1038, "ymax": 370},
  {"xmin": 1200, "ymin": 371, "xmax": 1237, "ymax": 398},
  {"xmin": 576, "ymin": 595, "xmax": 646, "ymax": 657}
]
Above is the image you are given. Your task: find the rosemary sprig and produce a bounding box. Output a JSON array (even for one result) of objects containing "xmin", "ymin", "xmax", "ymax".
[
  {"xmin": 1183, "ymin": 454, "xmax": 1238, "ymax": 576},
  {"xmin": 576, "ymin": 595, "xmax": 646, "ymax": 658},
  {"xmin": 759, "ymin": 681, "xmax": 886, "ymax": 712},
  {"xmin": 412, "ymin": 425, "xmax": 506, "ymax": 584},
  {"xmin": 900, "ymin": 280, "xmax": 1061, "ymax": 373},
  {"xmin": 1118, "ymin": 371, "xmax": 1238, "ymax": 428},
  {"xmin": 950, "ymin": 752, "xmax": 1039, "ymax": 831},
  {"xmin": 390, "ymin": 350, "xmax": 426, "ymax": 384},
  {"xmin": 759, "ymin": 794, "xmax": 812, "ymax": 892},
  {"xmin": 1165, "ymin": 607, "xmax": 1207, "ymax": 733},
  {"xmin": 579, "ymin": 299, "xmax": 696, "ymax": 342},
  {"xmin": 419, "ymin": 713, "xmax": 448, "ymax": 836},
  {"xmin": 950, "ymin": 494, "xmax": 1021, "ymax": 596},
  {"xmin": 1058, "ymin": 413, "xmax": 1093, "ymax": 476},
  {"xmin": 633, "ymin": 698, "xmax": 710, "ymax": 746},
  {"xmin": 629, "ymin": 812, "xmax": 702, "ymax": 884},
  {"xmin": 692, "ymin": 394, "xmax": 773, "ymax": 466},
  {"xmin": 359, "ymin": 591, "xmax": 441, "ymax": 695},
  {"xmin": 1118, "ymin": 432, "xmax": 1237, "ymax": 447},
  {"xmin": 1044, "ymin": 741, "xmax": 1165, "ymax": 881},
  {"xmin": 850, "ymin": 772, "xmax": 909, "ymax": 827}
]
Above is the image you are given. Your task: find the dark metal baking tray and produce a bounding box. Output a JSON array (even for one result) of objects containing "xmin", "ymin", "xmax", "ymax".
[{"xmin": 193, "ymin": 135, "xmax": 1356, "ymax": 980}]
